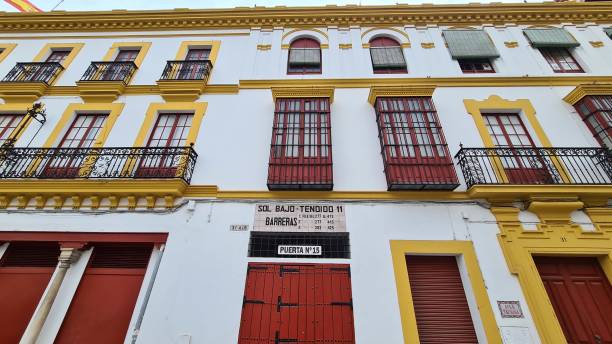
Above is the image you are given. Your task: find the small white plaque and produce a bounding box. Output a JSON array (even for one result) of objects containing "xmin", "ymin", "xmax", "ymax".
[
  {"xmin": 277, "ymin": 245, "xmax": 322, "ymax": 256},
  {"xmin": 254, "ymin": 203, "xmax": 346, "ymax": 232},
  {"xmin": 501, "ymin": 326, "xmax": 533, "ymax": 344},
  {"xmin": 497, "ymin": 301, "xmax": 524, "ymax": 318},
  {"xmin": 230, "ymin": 224, "xmax": 249, "ymax": 231}
]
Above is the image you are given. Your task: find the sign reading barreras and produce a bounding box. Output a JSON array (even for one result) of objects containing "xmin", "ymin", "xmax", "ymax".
[{"xmin": 254, "ymin": 203, "xmax": 346, "ymax": 232}]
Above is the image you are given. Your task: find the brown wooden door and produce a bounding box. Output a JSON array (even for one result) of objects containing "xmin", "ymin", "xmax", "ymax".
[
  {"xmin": 534, "ymin": 256, "xmax": 612, "ymax": 344},
  {"xmin": 483, "ymin": 113, "xmax": 553, "ymax": 184},
  {"xmin": 55, "ymin": 244, "xmax": 152, "ymax": 344},
  {"xmin": 0, "ymin": 242, "xmax": 59, "ymax": 344},
  {"xmin": 406, "ymin": 255, "xmax": 479, "ymax": 344}
]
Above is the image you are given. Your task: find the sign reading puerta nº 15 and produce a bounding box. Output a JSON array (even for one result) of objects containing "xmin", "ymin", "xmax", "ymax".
[{"xmin": 254, "ymin": 203, "xmax": 346, "ymax": 232}]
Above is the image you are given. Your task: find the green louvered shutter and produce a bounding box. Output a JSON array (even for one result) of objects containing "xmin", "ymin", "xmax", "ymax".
[
  {"xmin": 288, "ymin": 48, "xmax": 321, "ymax": 66},
  {"xmin": 523, "ymin": 28, "xmax": 580, "ymax": 48},
  {"xmin": 442, "ymin": 30, "xmax": 500, "ymax": 59},
  {"xmin": 605, "ymin": 28, "xmax": 612, "ymax": 39}
]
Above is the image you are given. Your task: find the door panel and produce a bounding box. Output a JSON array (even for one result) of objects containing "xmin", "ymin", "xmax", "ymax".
[{"xmin": 535, "ymin": 256, "xmax": 612, "ymax": 344}]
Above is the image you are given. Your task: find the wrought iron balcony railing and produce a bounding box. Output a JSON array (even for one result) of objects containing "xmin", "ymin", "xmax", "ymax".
[
  {"xmin": 80, "ymin": 61, "xmax": 138, "ymax": 83},
  {"xmin": 455, "ymin": 147, "xmax": 612, "ymax": 188},
  {"xmin": 159, "ymin": 60, "xmax": 213, "ymax": 81},
  {"xmin": 1, "ymin": 62, "xmax": 64, "ymax": 84},
  {"xmin": 0, "ymin": 146, "xmax": 197, "ymax": 183}
]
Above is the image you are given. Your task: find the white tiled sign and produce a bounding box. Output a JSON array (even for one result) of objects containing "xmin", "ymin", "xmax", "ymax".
[{"xmin": 254, "ymin": 203, "xmax": 346, "ymax": 232}]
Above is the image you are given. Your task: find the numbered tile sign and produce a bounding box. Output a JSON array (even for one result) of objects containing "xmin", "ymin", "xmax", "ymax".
[{"xmin": 254, "ymin": 203, "xmax": 346, "ymax": 232}]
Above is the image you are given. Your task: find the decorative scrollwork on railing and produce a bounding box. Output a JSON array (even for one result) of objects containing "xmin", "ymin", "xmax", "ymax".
[
  {"xmin": 455, "ymin": 146, "xmax": 612, "ymax": 188},
  {"xmin": 1, "ymin": 62, "xmax": 64, "ymax": 84},
  {"xmin": 0, "ymin": 145, "xmax": 197, "ymax": 183},
  {"xmin": 159, "ymin": 60, "xmax": 213, "ymax": 80},
  {"xmin": 80, "ymin": 61, "xmax": 137, "ymax": 83}
]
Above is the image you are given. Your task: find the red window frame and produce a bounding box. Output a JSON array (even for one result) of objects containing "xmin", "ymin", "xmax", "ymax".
[
  {"xmin": 113, "ymin": 49, "xmax": 139, "ymax": 62},
  {"xmin": 185, "ymin": 48, "xmax": 210, "ymax": 61},
  {"xmin": 539, "ymin": 47, "xmax": 584, "ymax": 73},
  {"xmin": 574, "ymin": 95, "xmax": 612, "ymax": 150},
  {"xmin": 45, "ymin": 50, "xmax": 70, "ymax": 64},
  {"xmin": 136, "ymin": 113, "xmax": 193, "ymax": 178},
  {"xmin": 268, "ymin": 98, "xmax": 332, "ymax": 190},
  {"xmin": 287, "ymin": 38, "xmax": 322, "ymax": 75},
  {"xmin": 369, "ymin": 37, "xmax": 407, "ymax": 74},
  {"xmin": 0, "ymin": 114, "xmax": 22, "ymax": 145},
  {"xmin": 375, "ymin": 97, "xmax": 458, "ymax": 190},
  {"xmin": 483, "ymin": 113, "xmax": 554, "ymax": 184},
  {"xmin": 42, "ymin": 114, "xmax": 108, "ymax": 178},
  {"xmin": 458, "ymin": 58, "xmax": 495, "ymax": 73}
]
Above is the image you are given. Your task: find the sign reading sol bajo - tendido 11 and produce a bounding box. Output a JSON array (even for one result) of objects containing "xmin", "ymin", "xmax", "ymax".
[{"xmin": 254, "ymin": 203, "xmax": 346, "ymax": 232}]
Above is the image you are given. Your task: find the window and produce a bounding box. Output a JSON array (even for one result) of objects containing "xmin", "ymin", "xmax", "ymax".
[
  {"xmin": 369, "ymin": 37, "xmax": 407, "ymax": 74},
  {"xmin": 45, "ymin": 50, "xmax": 70, "ymax": 64},
  {"xmin": 483, "ymin": 113, "xmax": 553, "ymax": 184},
  {"xmin": 539, "ymin": 47, "xmax": 583, "ymax": 73},
  {"xmin": 268, "ymin": 98, "xmax": 332, "ymax": 190},
  {"xmin": 185, "ymin": 48, "xmax": 210, "ymax": 61},
  {"xmin": 0, "ymin": 114, "xmax": 22, "ymax": 145},
  {"xmin": 114, "ymin": 49, "xmax": 139, "ymax": 62},
  {"xmin": 287, "ymin": 38, "xmax": 321, "ymax": 74},
  {"xmin": 177, "ymin": 48, "xmax": 211, "ymax": 80},
  {"xmin": 458, "ymin": 58, "xmax": 495, "ymax": 73},
  {"xmin": 42, "ymin": 114, "xmax": 108, "ymax": 178},
  {"xmin": 137, "ymin": 113, "xmax": 193, "ymax": 178},
  {"xmin": 374, "ymin": 97, "xmax": 458, "ymax": 190},
  {"xmin": 574, "ymin": 96, "xmax": 612, "ymax": 149}
]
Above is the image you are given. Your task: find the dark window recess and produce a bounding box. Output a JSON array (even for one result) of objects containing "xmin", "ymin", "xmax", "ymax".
[
  {"xmin": 0, "ymin": 242, "xmax": 60, "ymax": 267},
  {"xmin": 458, "ymin": 58, "xmax": 495, "ymax": 73},
  {"xmin": 375, "ymin": 97, "xmax": 459, "ymax": 190},
  {"xmin": 268, "ymin": 98, "xmax": 333, "ymax": 190},
  {"xmin": 574, "ymin": 95, "xmax": 612, "ymax": 150},
  {"xmin": 248, "ymin": 232, "xmax": 350, "ymax": 259},
  {"xmin": 287, "ymin": 38, "xmax": 321, "ymax": 74},
  {"xmin": 89, "ymin": 244, "xmax": 153, "ymax": 269},
  {"xmin": 539, "ymin": 47, "xmax": 583, "ymax": 73}
]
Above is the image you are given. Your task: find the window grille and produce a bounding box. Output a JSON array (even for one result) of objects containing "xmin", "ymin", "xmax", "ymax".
[
  {"xmin": 268, "ymin": 98, "xmax": 332, "ymax": 190},
  {"xmin": 374, "ymin": 97, "xmax": 458, "ymax": 190},
  {"xmin": 248, "ymin": 232, "xmax": 350, "ymax": 258}
]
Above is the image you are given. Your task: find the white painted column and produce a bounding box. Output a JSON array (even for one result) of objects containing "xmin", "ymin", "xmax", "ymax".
[{"xmin": 20, "ymin": 245, "xmax": 82, "ymax": 344}]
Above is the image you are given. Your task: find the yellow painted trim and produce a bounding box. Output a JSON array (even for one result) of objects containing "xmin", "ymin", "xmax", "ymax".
[
  {"xmin": 504, "ymin": 41, "xmax": 519, "ymax": 48},
  {"xmin": 368, "ymin": 85, "xmax": 435, "ymax": 105},
  {"xmin": 338, "ymin": 43, "xmax": 352, "ymax": 50},
  {"xmin": 210, "ymin": 190, "xmax": 471, "ymax": 200},
  {"xmin": 271, "ymin": 87, "xmax": 335, "ymax": 103},
  {"xmin": 257, "ymin": 44, "xmax": 272, "ymax": 51},
  {"xmin": 361, "ymin": 27, "xmax": 411, "ymax": 42},
  {"xmin": 464, "ymin": 95, "xmax": 570, "ymax": 183},
  {"xmin": 0, "ymin": 103, "xmax": 34, "ymax": 144},
  {"xmin": 390, "ymin": 240, "xmax": 503, "ymax": 344},
  {"xmin": 43, "ymin": 103, "xmax": 125, "ymax": 148},
  {"xmin": 133, "ymin": 102, "xmax": 208, "ymax": 147},
  {"xmin": 492, "ymin": 206, "xmax": 612, "ymax": 344},
  {"xmin": 282, "ymin": 28, "xmax": 329, "ymax": 42},
  {"xmin": 0, "ymin": 43, "xmax": 17, "ymax": 63},
  {"xmin": 420, "ymin": 42, "xmax": 435, "ymax": 49},
  {"xmin": 0, "ymin": 82, "xmax": 48, "ymax": 103},
  {"xmin": 467, "ymin": 185, "xmax": 612, "ymax": 206},
  {"xmin": 589, "ymin": 40, "xmax": 604, "ymax": 48},
  {"xmin": 102, "ymin": 42, "xmax": 151, "ymax": 67},
  {"xmin": 174, "ymin": 40, "xmax": 221, "ymax": 67},
  {"xmin": 32, "ymin": 43, "xmax": 84, "ymax": 85},
  {"xmin": 0, "ymin": 33, "xmax": 249, "ymax": 40},
  {"xmin": 563, "ymin": 83, "xmax": 612, "ymax": 105}
]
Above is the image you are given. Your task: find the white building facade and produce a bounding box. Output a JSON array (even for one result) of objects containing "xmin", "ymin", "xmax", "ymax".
[{"xmin": 0, "ymin": 3, "xmax": 611, "ymax": 344}]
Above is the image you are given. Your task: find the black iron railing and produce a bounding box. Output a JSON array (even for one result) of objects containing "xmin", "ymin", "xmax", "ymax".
[
  {"xmin": 159, "ymin": 60, "xmax": 212, "ymax": 80},
  {"xmin": 80, "ymin": 61, "xmax": 137, "ymax": 83},
  {"xmin": 455, "ymin": 147, "xmax": 612, "ymax": 188},
  {"xmin": 1, "ymin": 62, "xmax": 64, "ymax": 84},
  {"xmin": 0, "ymin": 146, "xmax": 197, "ymax": 183}
]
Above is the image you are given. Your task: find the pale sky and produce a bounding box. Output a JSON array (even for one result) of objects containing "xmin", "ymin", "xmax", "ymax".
[{"xmin": 0, "ymin": 0, "xmax": 538, "ymax": 12}]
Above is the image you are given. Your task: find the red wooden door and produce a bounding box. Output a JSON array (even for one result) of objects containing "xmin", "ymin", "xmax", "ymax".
[
  {"xmin": 375, "ymin": 97, "xmax": 455, "ymax": 187},
  {"xmin": 178, "ymin": 48, "xmax": 211, "ymax": 79},
  {"xmin": 268, "ymin": 98, "xmax": 332, "ymax": 187},
  {"xmin": 238, "ymin": 263, "xmax": 355, "ymax": 344},
  {"xmin": 406, "ymin": 255, "xmax": 479, "ymax": 344},
  {"xmin": 534, "ymin": 256, "xmax": 612, "ymax": 344},
  {"xmin": 483, "ymin": 113, "xmax": 553, "ymax": 184},
  {"xmin": 55, "ymin": 244, "xmax": 152, "ymax": 344},
  {"xmin": 0, "ymin": 242, "xmax": 59, "ymax": 344},
  {"xmin": 42, "ymin": 114, "xmax": 107, "ymax": 178},
  {"xmin": 136, "ymin": 113, "xmax": 193, "ymax": 178}
]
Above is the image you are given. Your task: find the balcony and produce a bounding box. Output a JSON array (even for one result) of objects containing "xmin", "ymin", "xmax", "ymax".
[
  {"xmin": 0, "ymin": 62, "xmax": 64, "ymax": 102},
  {"xmin": 455, "ymin": 147, "xmax": 612, "ymax": 188},
  {"xmin": 156, "ymin": 60, "xmax": 213, "ymax": 102},
  {"xmin": 267, "ymin": 160, "xmax": 333, "ymax": 191},
  {"xmin": 80, "ymin": 61, "xmax": 137, "ymax": 83},
  {"xmin": 75, "ymin": 61, "xmax": 138, "ymax": 102},
  {"xmin": 0, "ymin": 146, "xmax": 197, "ymax": 183}
]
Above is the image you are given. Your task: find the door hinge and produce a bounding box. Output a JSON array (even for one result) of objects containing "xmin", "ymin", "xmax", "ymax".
[
  {"xmin": 275, "ymin": 331, "xmax": 297, "ymax": 344},
  {"xmin": 277, "ymin": 296, "xmax": 298, "ymax": 312}
]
